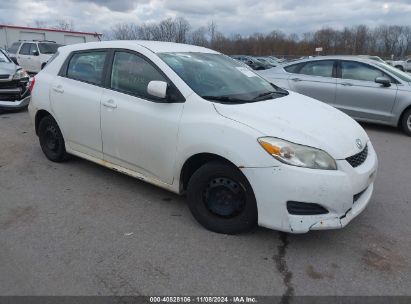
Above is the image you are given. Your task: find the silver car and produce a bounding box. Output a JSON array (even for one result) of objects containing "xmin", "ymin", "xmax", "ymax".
[
  {"xmin": 258, "ymin": 56, "xmax": 411, "ymax": 136},
  {"xmin": 0, "ymin": 48, "xmax": 31, "ymax": 111}
]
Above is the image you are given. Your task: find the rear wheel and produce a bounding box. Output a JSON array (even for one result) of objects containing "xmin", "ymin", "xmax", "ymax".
[
  {"xmin": 38, "ymin": 115, "xmax": 68, "ymax": 162},
  {"xmin": 187, "ymin": 161, "xmax": 258, "ymax": 234},
  {"xmin": 395, "ymin": 65, "xmax": 404, "ymax": 71},
  {"xmin": 401, "ymin": 108, "xmax": 411, "ymax": 136}
]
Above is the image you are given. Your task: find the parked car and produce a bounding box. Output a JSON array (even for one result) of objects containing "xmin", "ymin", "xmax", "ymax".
[
  {"xmin": 8, "ymin": 40, "xmax": 63, "ymax": 73},
  {"xmin": 388, "ymin": 58, "xmax": 411, "ymax": 72},
  {"xmin": 258, "ymin": 56, "xmax": 411, "ymax": 136},
  {"xmin": 255, "ymin": 56, "xmax": 278, "ymax": 67},
  {"xmin": 0, "ymin": 48, "xmax": 31, "ymax": 111},
  {"xmin": 29, "ymin": 41, "xmax": 377, "ymax": 234},
  {"xmin": 231, "ymin": 55, "xmax": 271, "ymax": 70}
]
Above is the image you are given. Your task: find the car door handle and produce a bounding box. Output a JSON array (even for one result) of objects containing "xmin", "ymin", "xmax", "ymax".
[
  {"xmin": 341, "ymin": 82, "xmax": 353, "ymax": 86},
  {"xmin": 52, "ymin": 85, "xmax": 64, "ymax": 93},
  {"xmin": 291, "ymin": 77, "xmax": 302, "ymax": 82},
  {"xmin": 102, "ymin": 99, "xmax": 117, "ymax": 109}
]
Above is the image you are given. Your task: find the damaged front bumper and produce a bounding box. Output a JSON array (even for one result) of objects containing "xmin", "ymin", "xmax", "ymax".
[
  {"xmin": 0, "ymin": 79, "xmax": 31, "ymax": 110},
  {"xmin": 241, "ymin": 141, "xmax": 378, "ymax": 233}
]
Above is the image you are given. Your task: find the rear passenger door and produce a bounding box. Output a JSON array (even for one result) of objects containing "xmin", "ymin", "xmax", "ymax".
[
  {"xmin": 100, "ymin": 50, "xmax": 185, "ymax": 184},
  {"xmin": 335, "ymin": 60, "xmax": 397, "ymax": 122},
  {"xmin": 286, "ymin": 60, "xmax": 337, "ymax": 105},
  {"xmin": 50, "ymin": 50, "xmax": 108, "ymax": 159}
]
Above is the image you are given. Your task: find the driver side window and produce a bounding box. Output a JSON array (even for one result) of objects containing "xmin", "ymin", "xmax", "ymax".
[
  {"xmin": 341, "ymin": 61, "xmax": 387, "ymax": 82},
  {"xmin": 110, "ymin": 51, "xmax": 167, "ymax": 100}
]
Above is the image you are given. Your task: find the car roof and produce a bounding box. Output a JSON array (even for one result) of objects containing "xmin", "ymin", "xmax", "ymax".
[
  {"xmin": 281, "ymin": 55, "xmax": 381, "ymax": 67},
  {"xmin": 58, "ymin": 40, "xmax": 220, "ymax": 54}
]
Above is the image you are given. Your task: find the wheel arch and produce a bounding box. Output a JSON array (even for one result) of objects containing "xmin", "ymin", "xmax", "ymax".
[
  {"xmin": 398, "ymin": 104, "xmax": 411, "ymax": 127},
  {"xmin": 179, "ymin": 153, "xmax": 240, "ymax": 193},
  {"xmin": 35, "ymin": 109, "xmax": 53, "ymax": 136}
]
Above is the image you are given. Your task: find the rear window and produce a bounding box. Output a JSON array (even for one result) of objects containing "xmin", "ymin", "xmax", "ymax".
[
  {"xmin": 66, "ymin": 51, "xmax": 107, "ymax": 85},
  {"xmin": 8, "ymin": 42, "xmax": 21, "ymax": 54}
]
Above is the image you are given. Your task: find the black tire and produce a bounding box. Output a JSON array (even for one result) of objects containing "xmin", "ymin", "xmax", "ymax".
[
  {"xmin": 187, "ymin": 161, "xmax": 258, "ymax": 234},
  {"xmin": 41, "ymin": 63, "xmax": 46, "ymax": 70},
  {"xmin": 38, "ymin": 115, "xmax": 68, "ymax": 162},
  {"xmin": 400, "ymin": 108, "xmax": 411, "ymax": 136},
  {"xmin": 395, "ymin": 65, "xmax": 404, "ymax": 71}
]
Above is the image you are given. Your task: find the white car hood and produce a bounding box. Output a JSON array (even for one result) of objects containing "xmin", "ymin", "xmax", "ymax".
[{"xmin": 213, "ymin": 91, "xmax": 369, "ymax": 160}]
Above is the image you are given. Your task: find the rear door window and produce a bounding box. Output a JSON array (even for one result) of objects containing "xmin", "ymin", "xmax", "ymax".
[
  {"xmin": 66, "ymin": 51, "xmax": 107, "ymax": 85},
  {"xmin": 298, "ymin": 61, "xmax": 335, "ymax": 77}
]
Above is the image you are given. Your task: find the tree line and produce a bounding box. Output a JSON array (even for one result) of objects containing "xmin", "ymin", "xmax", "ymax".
[{"xmin": 107, "ymin": 17, "xmax": 411, "ymax": 59}]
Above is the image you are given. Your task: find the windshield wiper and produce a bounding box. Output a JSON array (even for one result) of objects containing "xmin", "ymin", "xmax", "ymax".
[
  {"xmin": 201, "ymin": 95, "xmax": 251, "ymax": 104},
  {"xmin": 253, "ymin": 90, "xmax": 288, "ymax": 101}
]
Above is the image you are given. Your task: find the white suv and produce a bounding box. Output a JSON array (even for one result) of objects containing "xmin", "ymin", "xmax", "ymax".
[
  {"xmin": 8, "ymin": 41, "xmax": 62, "ymax": 73},
  {"xmin": 29, "ymin": 41, "xmax": 378, "ymax": 234}
]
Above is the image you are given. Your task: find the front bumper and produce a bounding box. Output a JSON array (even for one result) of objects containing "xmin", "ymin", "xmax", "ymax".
[
  {"xmin": 241, "ymin": 141, "xmax": 378, "ymax": 233},
  {"xmin": 0, "ymin": 95, "xmax": 30, "ymax": 110}
]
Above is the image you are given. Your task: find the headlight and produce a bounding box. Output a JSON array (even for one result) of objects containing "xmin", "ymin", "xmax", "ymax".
[
  {"xmin": 12, "ymin": 69, "xmax": 29, "ymax": 80},
  {"xmin": 258, "ymin": 137, "xmax": 337, "ymax": 170}
]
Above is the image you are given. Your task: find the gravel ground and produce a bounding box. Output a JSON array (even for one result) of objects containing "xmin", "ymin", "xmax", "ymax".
[{"xmin": 0, "ymin": 110, "xmax": 410, "ymax": 297}]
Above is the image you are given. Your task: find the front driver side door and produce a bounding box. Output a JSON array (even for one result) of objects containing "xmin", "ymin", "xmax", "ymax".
[
  {"xmin": 286, "ymin": 60, "xmax": 337, "ymax": 105},
  {"xmin": 335, "ymin": 60, "xmax": 397, "ymax": 122},
  {"xmin": 100, "ymin": 50, "xmax": 185, "ymax": 185}
]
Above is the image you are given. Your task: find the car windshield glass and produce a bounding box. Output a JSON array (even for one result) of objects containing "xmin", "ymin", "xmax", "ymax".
[
  {"xmin": 0, "ymin": 49, "xmax": 11, "ymax": 63},
  {"xmin": 375, "ymin": 62, "xmax": 411, "ymax": 82},
  {"xmin": 38, "ymin": 43, "xmax": 62, "ymax": 54},
  {"xmin": 158, "ymin": 52, "xmax": 287, "ymax": 103}
]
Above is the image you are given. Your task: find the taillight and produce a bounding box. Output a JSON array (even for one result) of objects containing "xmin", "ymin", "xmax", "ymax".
[{"xmin": 28, "ymin": 77, "xmax": 35, "ymax": 93}]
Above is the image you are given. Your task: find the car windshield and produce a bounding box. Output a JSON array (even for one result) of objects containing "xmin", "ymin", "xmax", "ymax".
[
  {"xmin": 375, "ymin": 62, "xmax": 411, "ymax": 83},
  {"xmin": 0, "ymin": 49, "xmax": 11, "ymax": 63},
  {"xmin": 158, "ymin": 52, "xmax": 287, "ymax": 103},
  {"xmin": 38, "ymin": 43, "xmax": 62, "ymax": 54}
]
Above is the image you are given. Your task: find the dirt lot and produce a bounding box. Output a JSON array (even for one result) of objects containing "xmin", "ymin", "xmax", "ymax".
[{"xmin": 0, "ymin": 110, "xmax": 410, "ymax": 296}]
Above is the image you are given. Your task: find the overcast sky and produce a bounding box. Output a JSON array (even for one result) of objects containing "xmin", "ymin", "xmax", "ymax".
[{"xmin": 0, "ymin": 0, "xmax": 410, "ymax": 36}]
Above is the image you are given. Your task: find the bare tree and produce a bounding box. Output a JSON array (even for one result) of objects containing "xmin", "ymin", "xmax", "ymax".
[{"xmin": 53, "ymin": 19, "xmax": 75, "ymax": 31}]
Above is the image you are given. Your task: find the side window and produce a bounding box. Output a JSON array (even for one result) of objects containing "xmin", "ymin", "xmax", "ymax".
[
  {"xmin": 284, "ymin": 63, "xmax": 305, "ymax": 73},
  {"xmin": 8, "ymin": 42, "xmax": 21, "ymax": 54},
  {"xmin": 110, "ymin": 51, "xmax": 167, "ymax": 99},
  {"xmin": 29, "ymin": 44, "xmax": 39, "ymax": 55},
  {"xmin": 19, "ymin": 43, "xmax": 32, "ymax": 55},
  {"xmin": 298, "ymin": 61, "xmax": 335, "ymax": 77},
  {"xmin": 341, "ymin": 61, "xmax": 386, "ymax": 82},
  {"xmin": 66, "ymin": 51, "xmax": 107, "ymax": 85}
]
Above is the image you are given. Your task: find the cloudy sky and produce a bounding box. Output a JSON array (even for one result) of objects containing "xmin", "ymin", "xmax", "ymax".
[{"xmin": 0, "ymin": 0, "xmax": 410, "ymax": 36}]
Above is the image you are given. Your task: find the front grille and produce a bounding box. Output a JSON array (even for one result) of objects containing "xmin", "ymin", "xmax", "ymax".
[
  {"xmin": 287, "ymin": 201, "xmax": 329, "ymax": 215},
  {"xmin": 346, "ymin": 145, "xmax": 368, "ymax": 168},
  {"xmin": 0, "ymin": 74, "xmax": 10, "ymax": 80}
]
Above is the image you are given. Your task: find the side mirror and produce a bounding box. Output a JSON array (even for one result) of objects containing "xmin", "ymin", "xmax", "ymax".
[
  {"xmin": 375, "ymin": 77, "xmax": 391, "ymax": 87},
  {"xmin": 147, "ymin": 80, "xmax": 168, "ymax": 99},
  {"xmin": 32, "ymin": 50, "xmax": 39, "ymax": 56}
]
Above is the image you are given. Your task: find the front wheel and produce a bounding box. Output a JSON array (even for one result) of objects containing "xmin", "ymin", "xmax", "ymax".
[
  {"xmin": 38, "ymin": 115, "xmax": 68, "ymax": 162},
  {"xmin": 187, "ymin": 161, "xmax": 258, "ymax": 234},
  {"xmin": 401, "ymin": 108, "xmax": 411, "ymax": 136}
]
